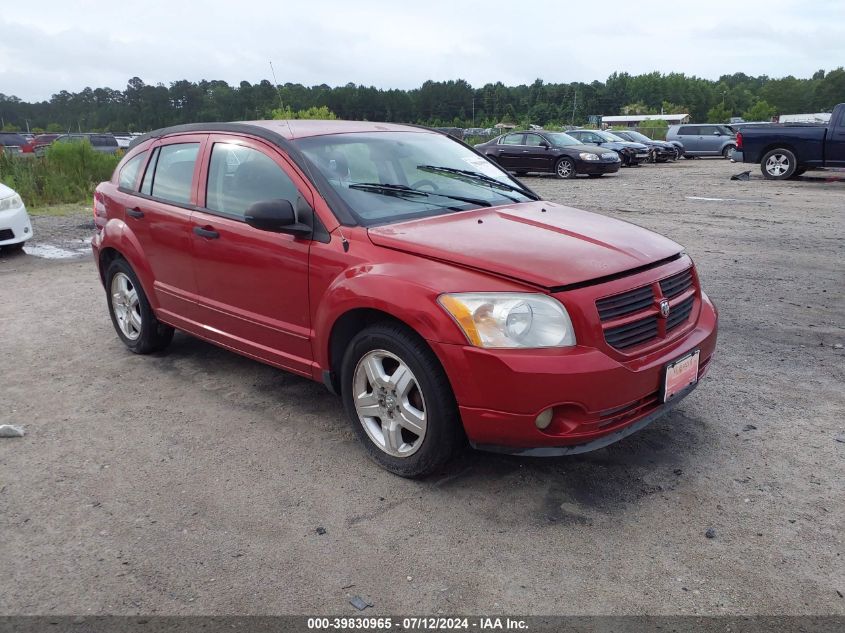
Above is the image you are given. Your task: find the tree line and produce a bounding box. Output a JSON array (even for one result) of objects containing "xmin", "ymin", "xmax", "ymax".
[{"xmin": 1, "ymin": 69, "xmax": 843, "ymax": 133}]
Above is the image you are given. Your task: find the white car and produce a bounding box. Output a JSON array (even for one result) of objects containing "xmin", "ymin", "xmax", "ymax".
[{"xmin": 0, "ymin": 183, "xmax": 33, "ymax": 251}]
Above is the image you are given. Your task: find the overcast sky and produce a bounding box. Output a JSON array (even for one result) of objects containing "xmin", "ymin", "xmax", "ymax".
[{"xmin": 2, "ymin": 0, "xmax": 843, "ymax": 101}]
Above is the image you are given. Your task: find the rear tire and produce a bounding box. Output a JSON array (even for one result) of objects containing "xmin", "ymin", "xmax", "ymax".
[
  {"xmin": 761, "ymin": 148, "xmax": 797, "ymax": 180},
  {"xmin": 340, "ymin": 323, "xmax": 464, "ymax": 477},
  {"xmin": 105, "ymin": 258, "xmax": 174, "ymax": 354},
  {"xmin": 554, "ymin": 157, "xmax": 577, "ymax": 179},
  {"xmin": 722, "ymin": 144, "xmax": 736, "ymax": 159}
]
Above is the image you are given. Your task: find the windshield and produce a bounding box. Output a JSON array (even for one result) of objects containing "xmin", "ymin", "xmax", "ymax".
[
  {"xmin": 545, "ymin": 132, "xmax": 580, "ymax": 147},
  {"xmin": 294, "ymin": 131, "xmax": 534, "ymax": 226},
  {"xmin": 597, "ymin": 131, "xmax": 625, "ymax": 142},
  {"xmin": 621, "ymin": 130, "xmax": 651, "ymax": 143}
]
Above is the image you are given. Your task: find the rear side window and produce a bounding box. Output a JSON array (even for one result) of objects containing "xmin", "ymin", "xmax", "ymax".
[
  {"xmin": 677, "ymin": 126, "xmax": 698, "ymax": 135},
  {"xmin": 698, "ymin": 126, "xmax": 719, "ymax": 135},
  {"xmin": 205, "ymin": 143, "xmax": 298, "ymax": 217},
  {"xmin": 118, "ymin": 151, "xmax": 148, "ymax": 190},
  {"xmin": 500, "ymin": 134, "xmax": 524, "ymax": 145},
  {"xmin": 149, "ymin": 143, "xmax": 200, "ymax": 204}
]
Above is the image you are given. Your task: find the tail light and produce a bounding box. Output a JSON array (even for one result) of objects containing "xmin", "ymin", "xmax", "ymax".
[
  {"xmin": 93, "ymin": 190, "xmax": 107, "ymax": 230},
  {"xmin": 736, "ymin": 132, "xmax": 743, "ymax": 149}
]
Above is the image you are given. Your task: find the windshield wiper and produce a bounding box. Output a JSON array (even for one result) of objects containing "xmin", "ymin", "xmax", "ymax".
[
  {"xmin": 415, "ymin": 165, "xmax": 539, "ymax": 201},
  {"xmin": 348, "ymin": 182, "xmax": 491, "ymax": 208}
]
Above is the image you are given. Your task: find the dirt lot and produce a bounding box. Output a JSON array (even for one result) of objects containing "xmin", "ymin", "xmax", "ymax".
[{"xmin": 1, "ymin": 159, "xmax": 843, "ymax": 616}]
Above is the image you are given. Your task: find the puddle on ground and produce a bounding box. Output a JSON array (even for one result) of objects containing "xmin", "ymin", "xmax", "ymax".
[{"xmin": 23, "ymin": 239, "xmax": 91, "ymax": 260}]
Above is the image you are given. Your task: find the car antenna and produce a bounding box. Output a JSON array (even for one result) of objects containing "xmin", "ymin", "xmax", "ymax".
[{"xmin": 338, "ymin": 227, "xmax": 350, "ymax": 252}]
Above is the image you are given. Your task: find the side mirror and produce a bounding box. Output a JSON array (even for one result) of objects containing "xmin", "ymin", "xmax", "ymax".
[
  {"xmin": 245, "ymin": 199, "xmax": 312, "ymax": 237},
  {"xmin": 540, "ymin": 141, "xmax": 550, "ymax": 149}
]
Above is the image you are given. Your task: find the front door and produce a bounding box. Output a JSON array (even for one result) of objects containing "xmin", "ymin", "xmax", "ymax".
[
  {"xmin": 189, "ymin": 135, "xmax": 315, "ymax": 376},
  {"xmin": 523, "ymin": 133, "xmax": 556, "ymax": 170},
  {"xmin": 826, "ymin": 109, "xmax": 845, "ymax": 166}
]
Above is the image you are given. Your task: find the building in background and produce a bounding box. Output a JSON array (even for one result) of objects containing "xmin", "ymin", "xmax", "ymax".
[{"xmin": 601, "ymin": 113, "xmax": 690, "ymax": 128}]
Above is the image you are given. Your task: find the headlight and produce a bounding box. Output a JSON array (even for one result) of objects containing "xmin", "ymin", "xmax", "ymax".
[
  {"xmin": 0, "ymin": 194, "xmax": 23, "ymax": 211},
  {"xmin": 579, "ymin": 152, "xmax": 600, "ymax": 161},
  {"xmin": 438, "ymin": 293, "xmax": 576, "ymax": 348}
]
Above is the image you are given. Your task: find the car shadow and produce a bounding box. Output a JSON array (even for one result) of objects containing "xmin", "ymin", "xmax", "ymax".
[{"xmin": 146, "ymin": 332, "xmax": 713, "ymax": 525}]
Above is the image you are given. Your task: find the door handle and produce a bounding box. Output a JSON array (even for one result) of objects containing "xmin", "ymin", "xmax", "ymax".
[
  {"xmin": 193, "ymin": 226, "xmax": 220, "ymax": 239},
  {"xmin": 126, "ymin": 207, "xmax": 144, "ymax": 219}
]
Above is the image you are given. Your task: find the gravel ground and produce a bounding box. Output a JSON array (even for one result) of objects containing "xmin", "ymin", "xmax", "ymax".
[{"xmin": 0, "ymin": 159, "xmax": 843, "ymax": 616}]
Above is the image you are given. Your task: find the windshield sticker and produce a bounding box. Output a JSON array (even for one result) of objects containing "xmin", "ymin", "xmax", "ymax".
[{"xmin": 462, "ymin": 156, "xmax": 505, "ymax": 178}]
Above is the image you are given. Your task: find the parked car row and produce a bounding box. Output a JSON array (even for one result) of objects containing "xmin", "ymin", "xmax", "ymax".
[
  {"xmin": 473, "ymin": 128, "xmax": 681, "ymax": 178},
  {"xmin": 0, "ymin": 132, "xmax": 122, "ymax": 155}
]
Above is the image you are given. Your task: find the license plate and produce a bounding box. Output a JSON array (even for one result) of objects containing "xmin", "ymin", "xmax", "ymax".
[{"xmin": 662, "ymin": 349, "xmax": 700, "ymax": 402}]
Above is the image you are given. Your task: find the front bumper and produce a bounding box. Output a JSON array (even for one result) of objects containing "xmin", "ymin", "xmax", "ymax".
[
  {"xmin": 431, "ymin": 290, "xmax": 718, "ymax": 454},
  {"xmin": 0, "ymin": 203, "xmax": 33, "ymax": 246},
  {"xmin": 577, "ymin": 160, "xmax": 621, "ymax": 175}
]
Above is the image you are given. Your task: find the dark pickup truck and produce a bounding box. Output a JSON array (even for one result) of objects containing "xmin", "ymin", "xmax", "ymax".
[{"xmin": 737, "ymin": 102, "xmax": 845, "ymax": 179}]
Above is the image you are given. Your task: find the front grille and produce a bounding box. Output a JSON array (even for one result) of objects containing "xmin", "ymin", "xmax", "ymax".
[
  {"xmin": 596, "ymin": 266, "xmax": 697, "ymax": 352},
  {"xmin": 605, "ymin": 316, "xmax": 659, "ymax": 349},
  {"xmin": 0, "ymin": 229, "xmax": 14, "ymax": 241},
  {"xmin": 667, "ymin": 295, "xmax": 695, "ymax": 331},
  {"xmin": 596, "ymin": 285, "xmax": 653, "ymax": 320},
  {"xmin": 660, "ymin": 268, "xmax": 694, "ymax": 298}
]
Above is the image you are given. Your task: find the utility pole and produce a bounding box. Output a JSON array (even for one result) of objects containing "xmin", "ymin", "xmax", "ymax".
[
  {"xmin": 571, "ymin": 91, "xmax": 577, "ymax": 126},
  {"xmin": 472, "ymin": 97, "xmax": 475, "ymax": 127}
]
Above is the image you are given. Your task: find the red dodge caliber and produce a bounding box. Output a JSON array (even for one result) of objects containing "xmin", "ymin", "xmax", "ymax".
[{"xmin": 92, "ymin": 120, "xmax": 718, "ymax": 477}]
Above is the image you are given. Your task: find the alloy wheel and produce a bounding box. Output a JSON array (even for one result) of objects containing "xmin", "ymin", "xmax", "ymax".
[
  {"xmin": 765, "ymin": 153, "xmax": 790, "ymax": 177},
  {"xmin": 110, "ymin": 272, "xmax": 142, "ymax": 340},
  {"xmin": 556, "ymin": 160, "xmax": 574, "ymax": 178},
  {"xmin": 352, "ymin": 349, "xmax": 427, "ymax": 457}
]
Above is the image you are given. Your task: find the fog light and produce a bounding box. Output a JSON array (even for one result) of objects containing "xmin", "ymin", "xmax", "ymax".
[{"xmin": 535, "ymin": 408, "xmax": 553, "ymax": 430}]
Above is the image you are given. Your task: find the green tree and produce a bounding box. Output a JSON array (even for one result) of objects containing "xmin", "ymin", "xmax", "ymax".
[
  {"xmin": 707, "ymin": 104, "xmax": 732, "ymax": 123},
  {"xmin": 271, "ymin": 105, "xmax": 337, "ymax": 120},
  {"xmin": 743, "ymin": 100, "xmax": 777, "ymax": 121}
]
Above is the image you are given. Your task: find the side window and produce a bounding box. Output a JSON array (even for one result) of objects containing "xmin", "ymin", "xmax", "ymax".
[
  {"xmin": 501, "ymin": 134, "xmax": 524, "ymax": 145},
  {"xmin": 581, "ymin": 133, "xmax": 599, "ymax": 143},
  {"xmin": 206, "ymin": 143, "xmax": 298, "ymax": 218},
  {"xmin": 118, "ymin": 151, "xmax": 148, "ymax": 190},
  {"xmin": 678, "ymin": 126, "xmax": 698, "ymax": 135},
  {"xmin": 140, "ymin": 147, "xmax": 160, "ymax": 196},
  {"xmin": 699, "ymin": 125, "xmax": 718, "ymax": 135},
  {"xmin": 150, "ymin": 143, "xmax": 200, "ymax": 204},
  {"xmin": 524, "ymin": 134, "xmax": 546, "ymax": 146}
]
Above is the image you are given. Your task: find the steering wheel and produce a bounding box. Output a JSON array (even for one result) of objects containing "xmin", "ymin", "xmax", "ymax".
[{"xmin": 410, "ymin": 179, "xmax": 440, "ymax": 191}]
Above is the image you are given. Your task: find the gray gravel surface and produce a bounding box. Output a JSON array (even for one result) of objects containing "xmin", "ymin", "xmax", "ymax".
[{"xmin": 0, "ymin": 159, "xmax": 843, "ymax": 615}]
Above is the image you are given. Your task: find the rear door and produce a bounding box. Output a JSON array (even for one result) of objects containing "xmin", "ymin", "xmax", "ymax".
[
  {"xmin": 697, "ymin": 126, "xmax": 723, "ymax": 154},
  {"xmin": 128, "ymin": 134, "xmax": 207, "ymax": 323},
  {"xmin": 825, "ymin": 108, "xmax": 845, "ymax": 166},
  {"xmin": 496, "ymin": 133, "xmax": 526, "ymax": 170},
  {"xmin": 188, "ymin": 134, "xmax": 314, "ymax": 375}
]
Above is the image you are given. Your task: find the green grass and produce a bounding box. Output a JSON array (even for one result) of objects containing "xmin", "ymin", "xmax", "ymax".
[
  {"xmin": 27, "ymin": 202, "xmax": 92, "ymax": 217},
  {"xmin": 0, "ymin": 142, "xmax": 120, "ymax": 208}
]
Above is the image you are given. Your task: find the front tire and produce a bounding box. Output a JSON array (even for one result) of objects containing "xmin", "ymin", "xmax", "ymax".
[
  {"xmin": 105, "ymin": 258, "xmax": 174, "ymax": 354},
  {"xmin": 340, "ymin": 323, "xmax": 463, "ymax": 477},
  {"xmin": 554, "ymin": 157, "xmax": 577, "ymax": 179},
  {"xmin": 761, "ymin": 148, "xmax": 797, "ymax": 180}
]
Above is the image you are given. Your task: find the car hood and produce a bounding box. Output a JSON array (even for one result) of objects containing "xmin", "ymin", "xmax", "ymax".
[
  {"xmin": 562, "ymin": 143, "xmax": 618, "ymax": 155},
  {"xmin": 367, "ymin": 201, "xmax": 682, "ymax": 289},
  {"xmin": 609, "ymin": 141, "xmax": 649, "ymax": 150},
  {"xmin": 0, "ymin": 182, "xmax": 17, "ymax": 198}
]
